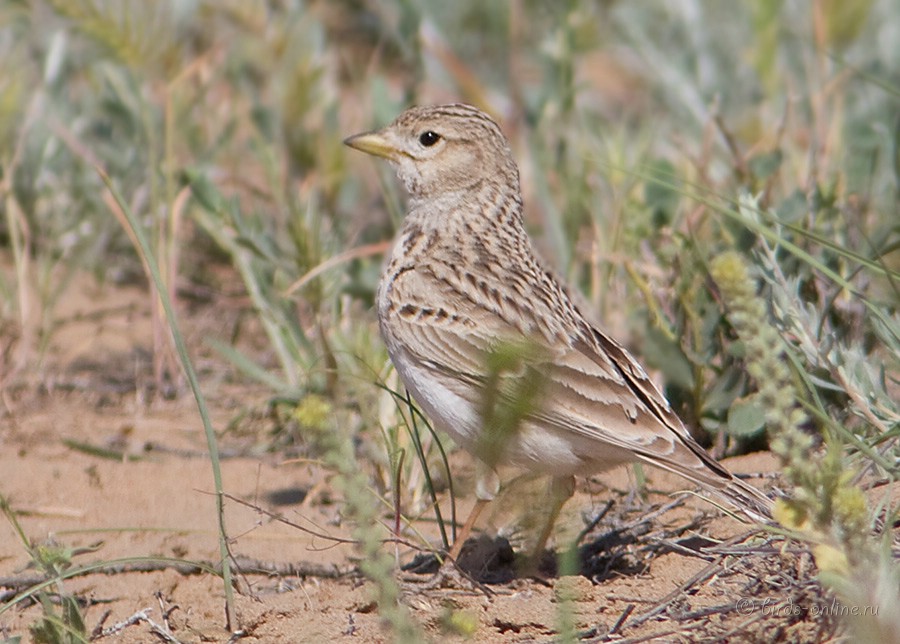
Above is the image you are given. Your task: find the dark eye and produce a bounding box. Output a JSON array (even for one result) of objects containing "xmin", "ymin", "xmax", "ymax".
[{"xmin": 418, "ymin": 131, "xmax": 441, "ymax": 147}]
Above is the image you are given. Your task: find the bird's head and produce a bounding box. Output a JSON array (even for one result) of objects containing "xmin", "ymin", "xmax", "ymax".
[{"xmin": 344, "ymin": 103, "xmax": 518, "ymax": 199}]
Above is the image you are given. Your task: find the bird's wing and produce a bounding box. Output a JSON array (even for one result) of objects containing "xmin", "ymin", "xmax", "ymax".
[
  {"xmin": 545, "ymin": 326, "xmax": 733, "ymax": 483},
  {"xmin": 385, "ymin": 262, "xmax": 726, "ymax": 480}
]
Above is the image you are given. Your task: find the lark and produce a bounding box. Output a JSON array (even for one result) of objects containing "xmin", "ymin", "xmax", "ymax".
[{"xmin": 345, "ymin": 103, "xmax": 771, "ymax": 562}]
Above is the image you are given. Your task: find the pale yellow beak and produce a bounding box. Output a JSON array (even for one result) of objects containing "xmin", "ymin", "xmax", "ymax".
[{"xmin": 343, "ymin": 131, "xmax": 399, "ymax": 160}]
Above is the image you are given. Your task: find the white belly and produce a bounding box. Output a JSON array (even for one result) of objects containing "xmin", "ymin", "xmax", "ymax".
[{"xmin": 386, "ymin": 342, "xmax": 625, "ymax": 477}]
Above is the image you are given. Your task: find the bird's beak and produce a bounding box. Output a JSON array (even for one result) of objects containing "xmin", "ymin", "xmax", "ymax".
[{"xmin": 343, "ymin": 130, "xmax": 398, "ymax": 160}]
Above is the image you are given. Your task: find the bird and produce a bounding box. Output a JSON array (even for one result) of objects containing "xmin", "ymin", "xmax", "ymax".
[{"xmin": 344, "ymin": 103, "xmax": 772, "ymax": 565}]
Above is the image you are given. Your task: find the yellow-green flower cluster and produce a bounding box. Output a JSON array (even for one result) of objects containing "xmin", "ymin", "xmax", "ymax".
[
  {"xmin": 709, "ymin": 252, "xmax": 812, "ymax": 477},
  {"xmin": 710, "ymin": 251, "xmax": 870, "ymax": 569}
]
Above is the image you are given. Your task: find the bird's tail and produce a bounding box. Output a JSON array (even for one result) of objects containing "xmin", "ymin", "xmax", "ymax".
[
  {"xmin": 639, "ymin": 449, "xmax": 774, "ymax": 523},
  {"xmin": 715, "ymin": 476, "xmax": 774, "ymax": 523}
]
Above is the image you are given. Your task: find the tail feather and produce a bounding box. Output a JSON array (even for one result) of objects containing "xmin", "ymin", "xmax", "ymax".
[
  {"xmin": 639, "ymin": 453, "xmax": 774, "ymax": 523},
  {"xmin": 715, "ymin": 476, "xmax": 774, "ymax": 523}
]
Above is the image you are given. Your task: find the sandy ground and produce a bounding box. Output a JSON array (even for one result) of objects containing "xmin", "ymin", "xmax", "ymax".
[{"xmin": 0, "ymin": 275, "xmax": 836, "ymax": 642}]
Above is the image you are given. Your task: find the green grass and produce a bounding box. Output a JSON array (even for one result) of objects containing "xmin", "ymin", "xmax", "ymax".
[{"xmin": 1, "ymin": 0, "xmax": 898, "ymax": 640}]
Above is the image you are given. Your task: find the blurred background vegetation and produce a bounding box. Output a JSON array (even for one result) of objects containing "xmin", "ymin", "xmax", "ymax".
[
  {"xmin": 0, "ymin": 0, "xmax": 898, "ymax": 638},
  {"xmin": 2, "ymin": 0, "xmax": 896, "ymax": 458}
]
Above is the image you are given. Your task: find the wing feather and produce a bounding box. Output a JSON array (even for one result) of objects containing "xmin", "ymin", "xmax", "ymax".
[{"xmin": 382, "ymin": 261, "xmax": 731, "ymax": 485}]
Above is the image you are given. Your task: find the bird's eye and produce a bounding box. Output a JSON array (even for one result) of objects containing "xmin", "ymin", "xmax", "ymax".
[{"xmin": 418, "ymin": 131, "xmax": 441, "ymax": 147}]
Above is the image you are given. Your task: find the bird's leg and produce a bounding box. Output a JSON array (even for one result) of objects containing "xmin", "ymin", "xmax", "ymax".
[
  {"xmin": 411, "ymin": 464, "xmax": 498, "ymax": 590},
  {"xmin": 446, "ymin": 498, "xmax": 489, "ymax": 562},
  {"xmin": 524, "ymin": 475, "xmax": 576, "ymax": 573},
  {"xmin": 446, "ymin": 462, "xmax": 500, "ymax": 562}
]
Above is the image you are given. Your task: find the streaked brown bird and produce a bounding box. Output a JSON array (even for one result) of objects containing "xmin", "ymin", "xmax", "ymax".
[{"xmin": 344, "ymin": 103, "xmax": 771, "ymax": 564}]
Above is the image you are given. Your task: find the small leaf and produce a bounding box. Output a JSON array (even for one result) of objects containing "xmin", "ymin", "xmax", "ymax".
[
  {"xmin": 748, "ymin": 149, "xmax": 783, "ymax": 181},
  {"xmin": 185, "ymin": 169, "xmax": 224, "ymax": 213},
  {"xmin": 643, "ymin": 326, "xmax": 694, "ymax": 390},
  {"xmin": 776, "ymin": 189, "xmax": 807, "ymax": 223},
  {"xmin": 726, "ymin": 398, "xmax": 766, "ymax": 437},
  {"xmin": 644, "ymin": 159, "xmax": 680, "ymax": 228},
  {"xmin": 251, "ymin": 104, "xmax": 276, "ymax": 139},
  {"xmin": 703, "ymin": 367, "xmax": 745, "ymax": 413}
]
